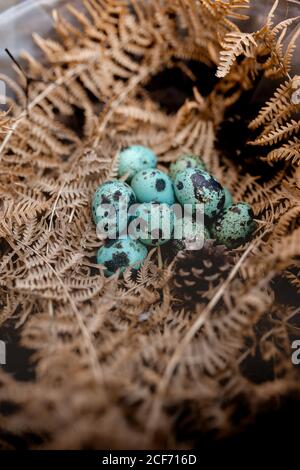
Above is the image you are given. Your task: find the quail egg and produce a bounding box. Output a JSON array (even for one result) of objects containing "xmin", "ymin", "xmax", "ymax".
[
  {"xmin": 169, "ymin": 154, "xmax": 205, "ymax": 180},
  {"xmin": 118, "ymin": 145, "xmax": 157, "ymax": 181},
  {"xmin": 97, "ymin": 237, "xmax": 148, "ymax": 277},
  {"xmin": 129, "ymin": 202, "xmax": 175, "ymax": 246},
  {"xmin": 174, "ymin": 168, "xmax": 225, "ymax": 219},
  {"xmin": 211, "ymin": 202, "xmax": 256, "ymax": 249},
  {"xmin": 131, "ymin": 169, "xmax": 175, "ymax": 205}
]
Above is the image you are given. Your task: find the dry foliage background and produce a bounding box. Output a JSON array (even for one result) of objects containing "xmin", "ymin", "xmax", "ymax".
[{"xmin": 0, "ymin": 0, "xmax": 300, "ymax": 449}]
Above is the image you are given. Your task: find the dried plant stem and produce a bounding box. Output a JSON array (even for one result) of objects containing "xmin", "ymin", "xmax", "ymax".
[
  {"xmin": 0, "ymin": 0, "xmax": 299, "ymax": 449},
  {"xmin": 147, "ymin": 230, "xmax": 271, "ymax": 435},
  {"xmin": 48, "ymin": 152, "xmax": 82, "ymax": 232},
  {"xmin": 0, "ymin": 63, "xmax": 89, "ymax": 158},
  {"xmin": 11, "ymin": 237, "xmax": 104, "ymax": 384},
  {"xmin": 92, "ymin": 69, "xmax": 150, "ymax": 149},
  {"xmin": 49, "ymin": 70, "xmax": 149, "ymax": 230}
]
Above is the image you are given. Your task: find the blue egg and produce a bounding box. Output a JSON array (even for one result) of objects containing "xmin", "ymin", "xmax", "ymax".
[
  {"xmin": 174, "ymin": 216, "xmax": 210, "ymax": 244},
  {"xmin": 131, "ymin": 169, "xmax": 175, "ymax": 205},
  {"xmin": 174, "ymin": 168, "xmax": 225, "ymax": 219},
  {"xmin": 92, "ymin": 181, "xmax": 136, "ymax": 238},
  {"xmin": 169, "ymin": 154, "xmax": 206, "ymax": 180},
  {"xmin": 97, "ymin": 237, "xmax": 148, "ymax": 277},
  {"xmin": 129, "ymin": 202, "xmax": 175, "ymax": 246},
  {"xmin": 118, "ymin": 145, "xmax": 157, "ymax": 181},
  {"xmin": 211, "ymin": 202, "xmax": 256, "ymax": 248}
]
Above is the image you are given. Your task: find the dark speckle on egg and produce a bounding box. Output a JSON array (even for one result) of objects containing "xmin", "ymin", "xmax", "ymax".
[
  {"xmin": 114, "ymin": 241, "xmax": 123, "ymax": 249},
  {"xmin": 129, "ymin": 193, "xmax": 136, "ymax": 205},
  {"xmin": 229, "ymin": 205, "xmax": 241, "ymax": 214},
  {"xmin": 190, "ymin": 172, "xmax": 207, "ymax": 197},
  {"xmin": 177, "ymin": 181, "xmax": 183, "ymax": 190},
  {"xmin": 101, "ymin": 195, "xmax": 111, "ymax": 204},
  {"xmin": 104, "ymin": 251, "xmax": 129, "ymax": 273},
  {"xmin": 113, "ymin": 190, "xmax": 122, "ymax": 201},
  {"xmin": 104, "ymin": 239, "xmax": 115, "ymax": 248},
  {"xmin": 156, "ymin": 179, "xmax": 166, "ymax": 192},
  {"xmin": 217, "ymin": 194, "xmax": 225, "ymax": 210}
]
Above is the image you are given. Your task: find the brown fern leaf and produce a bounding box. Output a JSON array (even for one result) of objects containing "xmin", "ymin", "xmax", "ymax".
[
  {"xmin": 0, "ymin": 0, "xmax": 299, "ymax": 451},
  {"xmin": 216, "ymin": 32, "xmax": 257, "ymax": 78},
  {"xmin": 248, "ymin": 80, "xmax": 294, "ymax": 130},
  {"xmin": 267, "ymin": 138, "xmax": 300, "ymax": 165},
  {"xmin": 249, "ymin": 119, "xmax": 300, "ymax": 146}
]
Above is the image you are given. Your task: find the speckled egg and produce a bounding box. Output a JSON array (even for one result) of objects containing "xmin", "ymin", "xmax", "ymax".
[
  {"xmin": 223, "ymin": 186, "xmax": 233, "ymax": 209},
  {"xmin": 169, "ymin": 154, "xmax": 206, "ymax": 180},
  {"xmin": 131, "ymin": 169, "xmax": 175, "ymax": 205},
  {"xmin": 174, "ymin": 217, "xmax": 210, "ymax": 242},
  {"xmin": 92, "ymin": 181, "xmax": 136, "ymax": 237},
  {"xmin": 211, "ymin": 202, "xmax": 256, "ymax": 249},
  {"xmin": 118, "ymin": 145, "xmax": 157, "ymax": 181},
  {"xmin": 97, "ymin": 237, "xmax": 148, "ymax": 277},
  {"xmin": 174, "ymin": 168, "xmax": 225, "ymax": 219},
  {"xmin": 129, "ymin": 202, "xmax": 174, "ymax": 246},
  {"xmin": 173, "ymin": 217, "xmax": 210, "ymax": 251}
]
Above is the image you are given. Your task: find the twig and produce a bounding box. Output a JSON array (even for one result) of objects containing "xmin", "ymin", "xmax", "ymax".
[
  {"xmin": 0, "ymin": 63, "xmax": 89, "ymax": 158},
  {"xmin": 9, "ymin": 237, "xmax": 104, "ymax": 384},
  {"xmin": 49, "ymin": 69, "xmax": 149, "ymax": 230},
  {"xmin": 147, "ymin": 228, "xmax": 271, "ymax": 435},
  {"xmin": 92, "ymin": 69, "xmax": 149, "ymax": 149}
]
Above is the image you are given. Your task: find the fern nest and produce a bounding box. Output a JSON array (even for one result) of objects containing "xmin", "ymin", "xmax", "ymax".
[{"xmin": 0, "ymin": 0, "xmax": 300, "ymax": 449}]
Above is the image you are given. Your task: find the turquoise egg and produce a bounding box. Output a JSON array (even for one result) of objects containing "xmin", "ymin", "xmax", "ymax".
[
  {"xmin": 92, "ymin": 181, "xmax": 136, "ymax": 237},
  {"xmin": 174, "ymin": 168, "xmax": 225, "ymax": 219},
  {"xmin": 118, "ymin": 145, "xmax": 157, "ymax": 181},
  {"xmin": 169, "ymin": 154, "xmax": 206, "ymax": 180},
  {"xmin": 129, "ymin": 202, "xmax": 175, "ymax": 246},
  {"xmin": 174, "ymin": 216, "xmax": 210, "ymax": 244},
  {"xmin": 224, "ymin": 187, "xmax": 233, "ymax": 209},
  {"xmin": 211, "ymin": 202, "xmax": 256, "ymax": 249},
  {"xmin": 131, "ymin": 169, "xmax": 175, "ymax": 205},
  {"xmin": 97, "ymin": 237, "xmax": 148, "ymax": 277}
]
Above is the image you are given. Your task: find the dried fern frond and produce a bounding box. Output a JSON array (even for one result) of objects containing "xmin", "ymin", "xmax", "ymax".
[
  {"xmin": 216, "ymin": 32, "xmax": 257, "ymax": 78},
  {"xmin": 0, "ymin": 0, "xmax": 299, "ymax": 451},
  {"xmin": 267, "ymin": 138, "xmax": 300, "ymax": 164},
  {"xmin": 250, "ymin": 119, "xmax": 300, "ymax": 146},
  {"xmin": 248, "ymin": 74, "xmax": 300, "ymax": 164},
  {"xmin": 0, "ymin": 108, "xmax": 12, "ymax": 134},
  {"xmin": 249, "ymin": 79, "xmax": 294, "ymax": 130}
]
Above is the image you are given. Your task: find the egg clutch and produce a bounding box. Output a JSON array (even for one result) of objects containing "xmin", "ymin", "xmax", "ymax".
[{"xmin": 92, "ymin": 145, "xmax": 256, "ymax": 277}]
